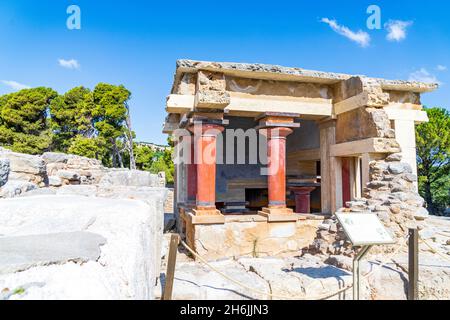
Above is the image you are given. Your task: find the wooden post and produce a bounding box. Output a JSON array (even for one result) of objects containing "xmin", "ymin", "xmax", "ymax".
[
  {"xmin": 162, "ymin": 234, "xmax": 180, "ymax": 300},
  {"xmin": 408, "ymin": 228, "xmax": 419, "ymax": 300}
]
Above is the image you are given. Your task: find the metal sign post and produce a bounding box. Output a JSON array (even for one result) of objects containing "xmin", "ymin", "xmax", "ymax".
[
  {"xmin": 352, "ymin": 245, "xmax": 372, "ymax": 300},
  {"xmin": 335, "ymin": 213, "xmax": 396, "ymax": 300}
]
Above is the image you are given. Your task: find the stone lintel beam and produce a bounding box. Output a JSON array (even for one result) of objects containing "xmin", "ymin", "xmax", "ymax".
[
  {"xmin": 194, "ymin": 70, "xmax": 230, "ymax": 110},
  {"xmin": 330, "ymin": 138, "xmax": 401, "ymax": 157},
  {"xmin": 333, "ymin": 76, "xmax": 390, "ymax": 115},
  {"xmin": 255, "ymin": 112, "xmax": 301, "ymax": 130}
]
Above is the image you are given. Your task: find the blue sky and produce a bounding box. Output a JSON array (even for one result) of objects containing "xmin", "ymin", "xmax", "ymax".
[{"xmin": 0, "ymin": 0, "xmax": 449, "ymax": 145}]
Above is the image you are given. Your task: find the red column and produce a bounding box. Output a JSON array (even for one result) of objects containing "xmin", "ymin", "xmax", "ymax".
[
  {"xmin": 290, "ymin": 187, "xmax": 317, "ymax": 213},
  {"xmin": 189, "ymin": 123, "xmax": 224, "ymax": 214},
  {"xmin": 341, "ymin": 158, "xmax": 351, "ymax": 207},
  {"xmin": 187, "ymin": 134, "xmax": 197, "ymax": 204},
  {"xmin": 266, "ymin": 127, "xmax": 292, "ymax": 208}
]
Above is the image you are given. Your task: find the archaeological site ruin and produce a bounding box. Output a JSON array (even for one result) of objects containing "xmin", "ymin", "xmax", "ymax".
[{"xmin": 163, "ymin": 60, "xmax": 438, "ymax": 261}]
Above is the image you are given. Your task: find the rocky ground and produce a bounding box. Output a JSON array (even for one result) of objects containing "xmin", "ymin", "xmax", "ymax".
[{"xmin": 158, "ymin": 215, "xmax": 450, "ymax": 300}]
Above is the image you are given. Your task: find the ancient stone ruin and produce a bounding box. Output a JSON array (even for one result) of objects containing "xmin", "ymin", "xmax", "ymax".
[
  {"xmin": 0, "ymin": 147, "xmax": 169, "ymax": 299},
  {"xmin": 163, "ymin": 59, "xmax": 437, "ymax": 261}
]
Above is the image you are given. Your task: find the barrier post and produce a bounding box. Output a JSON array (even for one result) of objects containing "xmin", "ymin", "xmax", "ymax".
[
  {"xmin": 162, "ymin": 233, "xmax": 180, "ymax": 300},
  {"xmin": 408, "ymin": 228, "xmax": 419, "ymax": 300}
]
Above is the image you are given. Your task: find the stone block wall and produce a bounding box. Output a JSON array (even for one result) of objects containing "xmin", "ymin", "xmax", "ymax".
[{"xmin": 0, "ymin": 148, "xmax": 167, "ymax": 199}]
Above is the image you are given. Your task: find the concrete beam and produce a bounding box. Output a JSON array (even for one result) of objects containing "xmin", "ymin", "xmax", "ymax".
[
  {"xmin": 384, "ymin": 108, "xmax": 429, "ymax": 124},
  {"xmin": 166, "ymin": 94, "xmax": 333, "ymax": 117},
  {"xmin": 330, "ymin": 138, "xmax": 401, "ymax": 157}
]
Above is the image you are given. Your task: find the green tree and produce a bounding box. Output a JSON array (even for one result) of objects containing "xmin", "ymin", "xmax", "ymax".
[
  {"xmin": 150, "ymin": 146, "xmax": 174, "ymax": 184},
  {"xmin": 49, "ymin": 86, "xmax": 95, "ymax": 152},
  {"xmin": 0, "ymin": 87, "xmax": 57, "ymax": 154},
  {"xmin": 416, "ymin": 107, "xmax": 450, "ymax": 215},
  {"xmin": 67, "ymin": 135, "xmax": 108, "ymax": 162},
  {"xmin": 134, "ymin": 144, "xmax": 156, "ymax": 171},
  {"xmin": 92, "ymin": 83, "xmax": 135, "ymax": 168}
]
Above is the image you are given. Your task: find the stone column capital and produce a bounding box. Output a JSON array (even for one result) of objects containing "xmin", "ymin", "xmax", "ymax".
[{"xmin": 259, "ymin": 127, "xmax": 294, "ymax": 139}]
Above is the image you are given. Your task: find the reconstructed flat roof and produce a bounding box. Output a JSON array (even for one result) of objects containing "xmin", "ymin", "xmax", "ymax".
[{"xmin": 173, "ymin": 59, "xmax": 439, "ymax": 94}]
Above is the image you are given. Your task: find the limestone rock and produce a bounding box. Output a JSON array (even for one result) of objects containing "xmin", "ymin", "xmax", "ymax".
[
  {"xmin": 325, "ymin": 255, "xmax": 353, "ymax": 271},
  {"xmin": 20, "ymin": 188, "xmax": 56, "ymax": 197},
  {"xmin": 0, "ymin": 232, "xmax": 106, "ymax": 274},
  {"xmin": 386, "ymin": 153, "xmax": 403, "ymax": 162},
  {"xmin": 57, "ymin": 170, "xmax": 80, "ymax": 182},
  {"xmin": 0, "ymin": 180, "xmax": 37, "ymax": 198},
  {"xmin": 0, "ymin": 151, "xmax": 46, "ymax": 175},
  {"xmin": 414, "ymin": 207, "xmax": 429, "ymax": 221},
  {"xmin": 0, "ymin": 195, "xmax": 164, "ymax": 300},
  {"xmin": 48, "ymin": 176, "xmax": 62, "ymax": 187},
  {"xmin": 171, "ymin": 260, "xmax": 270, "ymax": 300},
  {"xmin": 41, "ymin": 152, "xmax": 70, "ymax": 164},
  {"xmin": 99, "ymin": 169, "xmax": 160, "ymax": 187},
  {"xmin": 389, "ymin": 163, "xmax": 412, "ymax": 175},
  {"xmin": 0, "ymin": 159, "xmax": 10, "ymax": 188}
]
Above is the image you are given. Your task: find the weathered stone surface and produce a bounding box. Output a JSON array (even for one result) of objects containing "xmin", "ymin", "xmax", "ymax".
[
  {"xmin": 55, "ymin": 185, "xmax": 98, "ymax": 197},
  {"xmin": 99, "ymin": 169, "xmax": 160, "ymax": 187},
  {"xmin": 48, "ymin": 176, "xmax": 62, "ymax": 187},
  {"xmin": 57, "ymin": 170, "xmax": 80, "ymax": 181},
  {"xmin": 0, "ymin": 195, "xmax": 164, "ymax": 300},
  {"xmin": 0, "ymin": 150, "xmax": 46, "ymax": 186},
  {"xmin": 414, "ymin": 207, "xmax": 429, "ymax": 221},
  {"xmin": 0, "ymin": 180, "xmax": 37, "ymax": 198},
  {"xmin": 389, "ymin": 163, "xmax": 412, "ymax": 175},
  {"xmin": 0, "ymin": 232, "xmax": 106, "ymax": 274},
  {"xmin": 20, "ymin": 188, "xmax": 56, "ymax": 197},
  {"xmin": 41, "ymin": 152, "xmax": 70, "ymax": 164},
  {"xmin": 325, "ymin": 255, "xmax": 354, "ymax": 271},
  {"xmin": 0, "ymin": 159, "xmax": 10, "ymax": 187},
  {"xmin": 0, "ymin": 151, "xmax": 46, "ymax": 175},
  {"xmin": 168, "ymin": 255, "xmax": 354, "ymax": 300},
  {"xmin": 170, "ymin": 260, "xmax": 270, "ymax": 300},
  {"xmin": 190, "ymin": 218, "xmax": 321, "ymax": 261},
  {"xmin": 386, "ymin": 153, "xmax": 403, "ymax": 162}
]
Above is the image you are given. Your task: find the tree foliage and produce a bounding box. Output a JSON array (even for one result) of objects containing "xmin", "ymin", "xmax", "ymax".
[
  {"xmin": 0, "ymin": 87, "xmax": 57, "ymax": 154},
  {"xmin": 0, "ymin": 84, "xmax": 173, "ymax": 183},
  {"xmin": 416, "ymin": 107, "xmax": 450, "ymax": 215},
  {"xmin": 50, "ymin": 86, "xmax": 95, "ymax": 152}
]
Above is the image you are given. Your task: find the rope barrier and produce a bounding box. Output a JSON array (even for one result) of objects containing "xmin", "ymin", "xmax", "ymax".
[
  {"xmin": 419, "ymin": 236, "xmax": 450, "ymax": 263},
  {"xmin": 179, "ymin": 235, "xmax": 410, "ymax": 300}
]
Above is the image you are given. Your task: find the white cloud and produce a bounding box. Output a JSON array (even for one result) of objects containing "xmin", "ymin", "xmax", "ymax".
[
  {"xmin": 1, "ymin": 80, "xmax": 31, "ymax": 91},
  {"xmin": 385, "ymin": 20, "xmax": 413, "ymax": 42},
  {"xmin": 321, "ymin": 18, "xmax": 370, "ymax": 48},
  {"xmin": 408, "ymin": 68, "xmax": 440, "ymax": 84},
  {"xmin": 437, "ymin": 65, "xmax": 447, "ymax": 71},
  {"xmin": 58, "ymin": 58, "xmax": 80, "ymax": 69}
]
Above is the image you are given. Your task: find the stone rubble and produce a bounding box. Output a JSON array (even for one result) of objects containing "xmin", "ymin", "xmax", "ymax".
[
  {"xmin": 0, "ymin": 148, "xmax": 167, "ymax": 199},
  {"xmin": 308, "ymin": 152, "xmax": 430, "ymax": 257}
]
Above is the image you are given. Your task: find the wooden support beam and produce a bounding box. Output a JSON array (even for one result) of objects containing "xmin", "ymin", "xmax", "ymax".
[
  {"xmin": 319, "ymin": 120, "xmax": 336, "ymax": 214},
  {"xmin": 408, "ymin": 228, "xmax": 419, "ymax": 300},
  {"xmin": 287, "ymin": 148, "xmax": 321, "ymax": 162},
  {"xmin": 162, "ymin": 234, "xmax": 180, "ymax": 300}
]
